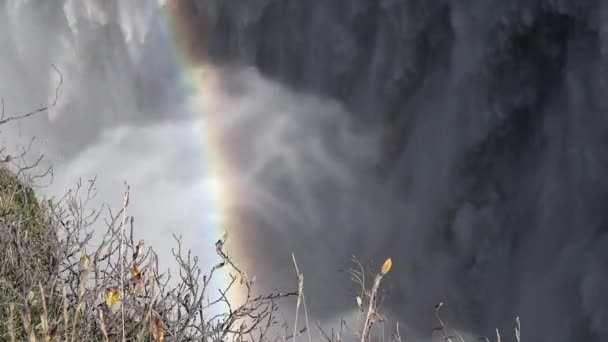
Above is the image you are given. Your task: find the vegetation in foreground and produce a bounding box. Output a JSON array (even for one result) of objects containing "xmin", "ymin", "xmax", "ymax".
[{"xmin": 0, "ymin": 82, "xmax": 521, "ymax": 342}]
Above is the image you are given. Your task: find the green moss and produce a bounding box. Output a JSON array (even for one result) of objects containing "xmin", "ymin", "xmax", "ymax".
[
  {"xmin": 0, "ymin": 166, "xmax": 55, "ymax": 339},
  {"xmin": 0, "ymin": 166, "xmax": 53, "ymax": 271},
  {"xmin": 0, "ymin": 167, "xmax": 43, "ymax": 233}
]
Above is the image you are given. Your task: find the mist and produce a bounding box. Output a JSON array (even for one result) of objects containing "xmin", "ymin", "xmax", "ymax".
[
  {"xmin": 0, "ymin": 0, "xmax": 388, "ymax": 335},
  {"xmin": 2, "ymin": 1, "xmax": 608, "ymax": 341}
]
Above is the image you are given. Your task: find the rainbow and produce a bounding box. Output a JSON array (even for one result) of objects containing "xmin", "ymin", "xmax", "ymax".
[{"xmin": 153, "ymin": 1, "xmax": 247, "ymax": 309}]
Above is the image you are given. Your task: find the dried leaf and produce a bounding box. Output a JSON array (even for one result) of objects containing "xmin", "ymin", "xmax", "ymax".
[
  {"xmin": 131, "ymin": 262, "xmax": 141, "ymax": 278},
  {"xmin": 150, "ymin": 311, "xmax": 164, "ymax": 341},
  {"xmin": 133, "ymin": 240, "xmax": 144, "ymax": 260},
  {"xmin": 97, "ymin": 306, "xmax": 109, "ymax": 342},
  {"xmin": 105, "ymin": 288, "xmax": 120, "ymax": 308},
  {"xmin": 79, "ymin": 250, "xmax": 88, "ymax": 270},
  {"xmin": 133, "ymin": 279, "xmax": 145, "ymax": 295},
  {"xmin": 215, "ymin": 239, "xmax": 224, "ymax": 253},
  {"xmin": 97, "ymin": 306, "xmax": 104, "ymax": 321},
  {"xmin": 132, "ymin": 271, "xmax": 146, "ymax": 295},
  {"xmin": 356, "ymin": 296, "xmax": 362, "ymax": 307},
  {"xmin": 381, "ymin": 258, "xmax": 392, "ymax": 275}
]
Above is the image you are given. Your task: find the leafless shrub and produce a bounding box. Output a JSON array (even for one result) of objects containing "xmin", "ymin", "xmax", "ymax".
[{"xmin": 0, "ymin": 166, "xmax": 303, "ymax": 341}]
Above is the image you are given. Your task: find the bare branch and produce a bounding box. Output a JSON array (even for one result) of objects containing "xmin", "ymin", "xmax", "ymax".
[{"xmin": 0, "ymin": 65, "xmax": 62, "ymax": 125}]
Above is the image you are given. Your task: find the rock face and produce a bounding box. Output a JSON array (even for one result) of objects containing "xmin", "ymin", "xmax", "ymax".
[{"xmin": 160, "ymin": 1, "xmax": 608, "ymax": 340}]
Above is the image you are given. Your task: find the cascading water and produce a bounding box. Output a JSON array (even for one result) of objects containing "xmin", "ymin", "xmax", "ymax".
[{"xmin": 1, "ymin": 0, "xmax": 608, "ymax": 341}]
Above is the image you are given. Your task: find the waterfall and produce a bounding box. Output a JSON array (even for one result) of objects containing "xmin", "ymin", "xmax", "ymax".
[{"xmin": 2, "ymin": 1, "xmax": 608, "ymax": 340}]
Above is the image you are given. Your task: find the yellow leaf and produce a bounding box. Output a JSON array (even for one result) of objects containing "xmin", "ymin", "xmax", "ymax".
[
  {"xmin": 381, "ymin": 258, "xmax": 392, "ymax": 275},
  {"xmin": 356, "ymin": 296, "xmax": 362, "ymax": 307},
  {"xmin": 105, "ymin": 288, "xmax": 120, "ymax": 308}
]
